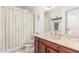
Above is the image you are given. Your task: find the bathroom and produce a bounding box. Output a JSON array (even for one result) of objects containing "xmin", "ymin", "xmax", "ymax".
[{"xmin": 0, "ymin": 6, "xmax": 79, "ymax": 53}]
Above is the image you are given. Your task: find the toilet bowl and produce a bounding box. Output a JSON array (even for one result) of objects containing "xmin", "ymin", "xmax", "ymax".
[{"xmin": 24, "ymin": 43, "xmax": 34, "ymax": 53}]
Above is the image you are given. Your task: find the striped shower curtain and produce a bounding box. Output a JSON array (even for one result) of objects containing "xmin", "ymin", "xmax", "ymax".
[{"xmin": 0, "ymin": 6, "xmax": 34, "ymax": 52}]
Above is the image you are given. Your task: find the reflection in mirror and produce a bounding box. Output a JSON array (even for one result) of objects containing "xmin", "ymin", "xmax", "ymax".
[
  {"xmin": 66, "ymin": 7, "xmax": 79, "ymax": 36},
  {"xmin": 44, "ymin": 7, "xmax": 62, "ymax": 38},
  {"xmin": 54, "ymin": 22, "xmax": 59, "ymax": 31}
]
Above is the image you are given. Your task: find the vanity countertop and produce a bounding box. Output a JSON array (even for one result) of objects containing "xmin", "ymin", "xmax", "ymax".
[{"xmin": 34, "ymin": 34, "xmax": 79, "ymax": 51}]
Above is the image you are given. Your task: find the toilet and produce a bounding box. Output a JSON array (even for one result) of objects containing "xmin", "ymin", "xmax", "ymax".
[{"xmin": 24, "ymin": 43, "xmax": 34, "ymax": 53}]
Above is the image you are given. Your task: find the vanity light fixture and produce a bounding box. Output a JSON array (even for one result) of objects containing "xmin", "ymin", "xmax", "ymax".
[{"xmin": 51, "ymin": 16, "xmax": 62, "ymax": 21}]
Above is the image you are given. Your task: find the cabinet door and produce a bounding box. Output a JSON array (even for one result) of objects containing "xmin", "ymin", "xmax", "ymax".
[
  {"xmin": 34, "ymin": 41, "xmax": 39, "ymax": 53},
  {"xmin": 39, "ymin": 43, "xmax": 46, "ymax": 53},
  {"xmin": 47, "ymin": 47, "xmax": 58, "ymax": 53},
  {"xmin": 39, "ymin": 39, "xmax": 59, "ymax": 51},
  {"xmin": 34, "ymin": 37, "xmax": 39, "ymax": 53},
  {"xmin": 59, "ymin": 46, "xmax": 79, "ymax": 53}
]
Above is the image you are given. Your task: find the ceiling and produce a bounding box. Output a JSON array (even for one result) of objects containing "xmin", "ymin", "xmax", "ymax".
[
  {"xmin": 17, "ymin": 6, "xmax": 40, "ymax": 11},
  {"xmin": 17, "ymin": 6, "xmax": 56, "ymax": 12}
]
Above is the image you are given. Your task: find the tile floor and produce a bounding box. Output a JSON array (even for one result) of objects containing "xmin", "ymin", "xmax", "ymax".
[{"xmin": 12, "ymin": 46, "xmax": 34, "ymax": 53}]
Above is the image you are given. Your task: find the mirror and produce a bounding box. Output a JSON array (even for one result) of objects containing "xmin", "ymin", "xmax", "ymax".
[
  {"xmin": 44, "ymin": 7, "xmax": 62, "ymax": 34},
  {"xmin": 66, "ymin": 7, "xmax": 79, "ymax": 36}
]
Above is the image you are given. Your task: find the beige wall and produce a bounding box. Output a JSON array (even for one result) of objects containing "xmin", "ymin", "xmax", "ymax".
[{"xmin": 33, "ymin": 7, "xmax": 45, "ymax": 34}]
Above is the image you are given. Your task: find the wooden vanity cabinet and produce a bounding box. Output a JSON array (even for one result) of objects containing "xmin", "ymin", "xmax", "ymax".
[
  {"xmin": 39, "ymin": 37, "xmax": 59, "ymax": 53},
  {"xmin": 34, "ymin": 36, "xmax": 59, "ymax": 53},
  {"xmin": 34, "ymin": 36, "xmax": 79, "ymax": 53},
  {"xmin": 34, "ymin": 36, "xmax": 47, "ymax": 53}
]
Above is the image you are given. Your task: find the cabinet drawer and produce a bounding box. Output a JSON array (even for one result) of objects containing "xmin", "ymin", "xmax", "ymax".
[
  {"xmin": 34, "ymin": 36, "xmax": 39, "ymax": 41},
  {"xmin": 47, "ymin": 42, "xmax": 59, "ymax": 51},
  {"xmin": 39, "ymin": 38, "xmax": 48, "ymax": 45}
]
